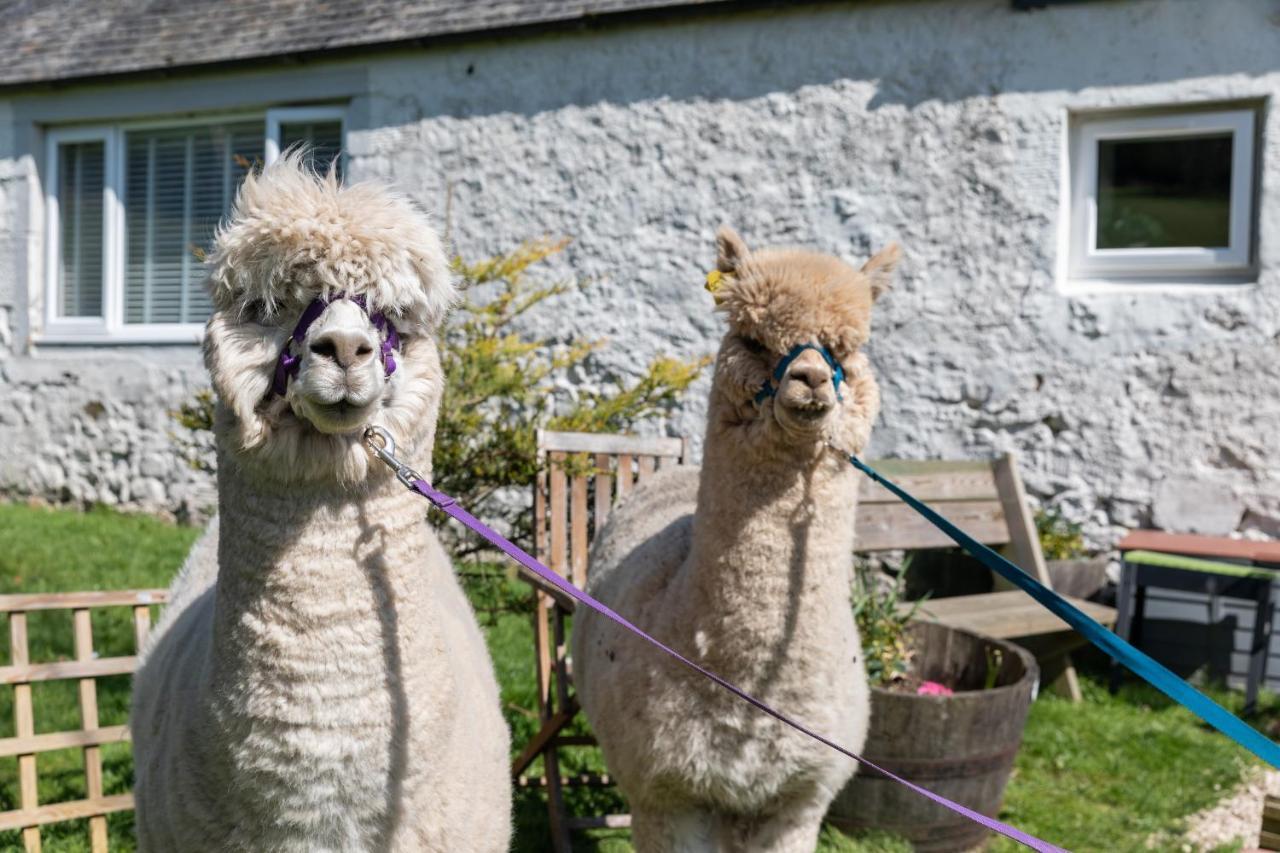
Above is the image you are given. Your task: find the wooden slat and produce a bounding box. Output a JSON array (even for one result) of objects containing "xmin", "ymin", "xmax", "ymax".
[
  {"xmin": 904, "ymin": 590, "xmax": 1117, "ymax": 640},
  {"xmin": 518, "ymin": 773, "xmax": 621, "ymax": 790},
  {"xmin": 133, "ymin": 605, "xmax": 152, "ymax": 653},
  {"xmin": 593, "ymin": 454, "xmax": 613, "ymax": 534},
  {"xmin": 549, "ymin": 453, "xmax": 568, "ymax": 578},
  {"xmin": 858, "ymin": 468, "xmax": 999, "ymax": 505},
  {"xmin": 0, "ymin": 590, "xmax": 167, "ymax": 612},
  {"xmin": 1119, "ymin": 530, "xmax": 1280, "ymax": 566},
  {"xmin": 616, "ymin": 454, "xmax": 633, "ymax": 499},
  {"xmin": 534, "ymin": 443, "xmax": 548, "ymax": 563},
  {"xmin": 539, "ymin": 431, "xmax": 684, "ymax": 458},
  {"xmin": 570, "ymin": 475, "xmax": 589, "ymax": 589},
  {"xmin": 511, "ymin": 703, "xmax": 580, "ymax": 778},
  {"xmin": 0, "ymin": 656, "xmax": 141, "ymax": 686},
  {"xmin": 864, "ymin": 458, "xmax": 995, "ymax": 476},
  {"xmin": 73, "ymin": 610, "xmax": 107, "ymax": 853},
  {"xmin": 0, "ymin": 795, "xmax": 134, "ymax": 833},
  {"xmin": 856, "ymin": 501, "xmax": 1010, "ymax": 552},
  {"xmin": 568, "ymin": 814, "xmax": 632, "ymax": 829},
  {"xmin": 0, "ymin": 726, "xmax": 130, "ymax": 759},
  {"xmin": 11, "ymin": 612, "xmax": 39, "ymax": 852},
  {"xmin": 533, "ymin": 594, "xmax": 553, "ymax": 719},
  {"xmin": 636, "ymin": 456, "xmax": 655, "ymax": 483},
  {"xmin": 992, "ymin": 454, "xmax": 1053, "ymax": 586}
]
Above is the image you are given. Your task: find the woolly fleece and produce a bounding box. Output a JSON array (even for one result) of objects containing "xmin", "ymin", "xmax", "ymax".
[
  {"xmin": 130, "ymin": 156, "xmax": 510, "ymax": 852},
  {"xmin": 572, "ymin": 226, "xmax": 899, "ymax": 852}
]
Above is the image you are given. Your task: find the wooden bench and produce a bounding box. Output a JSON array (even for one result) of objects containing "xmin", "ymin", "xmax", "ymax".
[
  {"xmin": 0, "ymin": 588, "xmax": 167, "ymax": 852},
  {"xmin": 517, "ymin": 436, "xmax": 1112, "ymax": 849},
  {"xmin": 872, "ymin": 456, "xmax": 1114, "ymax": 703}
]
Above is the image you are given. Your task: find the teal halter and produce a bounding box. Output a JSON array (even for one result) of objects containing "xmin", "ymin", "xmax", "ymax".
[{"xmin": 754, "ymin": 343, "xmax": 845, "ymax": 405}]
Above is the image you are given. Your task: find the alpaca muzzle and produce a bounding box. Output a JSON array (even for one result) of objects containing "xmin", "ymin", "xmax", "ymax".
[
  {"xmin": 754, "ymin": 343, "xmax": 845, "ymax": 407},
  {"xmin": 272, "ymin": 293, "xmax": 400, "ymax": 398}
]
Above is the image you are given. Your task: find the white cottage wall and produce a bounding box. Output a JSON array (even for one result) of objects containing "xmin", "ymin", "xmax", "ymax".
[{"xmin": 0, "ymin": 0, "xmax": 1277, "ymax": 542}]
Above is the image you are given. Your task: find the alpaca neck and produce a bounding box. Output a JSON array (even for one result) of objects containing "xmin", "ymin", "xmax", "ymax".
[
  {"xmin": 206, "ymin": 448, "xmax": 433, "ymax": 734},
  {"xmin": 679, "ymin": 396, "xmax": 859, "ymax": 678}
]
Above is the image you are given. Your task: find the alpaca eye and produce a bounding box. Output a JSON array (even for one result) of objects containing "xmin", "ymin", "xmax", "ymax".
[{"xmin": 739, "ymin": 336, "xmax": 767, "ymax": 356}]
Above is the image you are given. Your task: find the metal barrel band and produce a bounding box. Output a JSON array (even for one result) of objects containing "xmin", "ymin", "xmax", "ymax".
[
  {"xmin": 363, "ymin": 428, "xmax": 1065, "ymax": 853},
  {"xmin": 845, "ymin": 453, "xmax": 1280, "ymax": 770}
]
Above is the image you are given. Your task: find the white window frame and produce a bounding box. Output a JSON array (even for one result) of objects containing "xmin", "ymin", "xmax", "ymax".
[
  {"xmin": 1065, "ymin": 107, "xmax": 1256, "ymax": 289},
  {"xmin": 40, "ymin": 107, "xmax": 344, "ymax": 345},
  {"xmin": 265, "ymin": 106, "xmax": 347, "ymax": 168},
  {"xmin": 43, "ymin": 126, "xmax": 121, "ymax": 340}
]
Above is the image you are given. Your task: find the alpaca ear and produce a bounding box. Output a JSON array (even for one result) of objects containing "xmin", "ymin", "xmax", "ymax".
[
  {"xmin": 715, "ymin": 225, "xmax": 750, "ymax": 274},
  {"xmin": 861, "ymin": 243, "xmax": 901, "ymax": 302}
]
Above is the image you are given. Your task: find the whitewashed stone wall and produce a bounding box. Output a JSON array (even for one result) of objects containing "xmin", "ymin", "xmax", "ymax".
[{"xmin": 1, "ymin": 0, "xmax": 1277, "ymax": 543}]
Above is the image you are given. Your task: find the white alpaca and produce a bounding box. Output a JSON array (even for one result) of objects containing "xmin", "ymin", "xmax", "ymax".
[
  {"xmin": 130, "ymin": 156, "xmax": 511, "ymax": 853},
  {"xmin": 571, "ymin": 227, "xmax": 900, "ymax": 852}
]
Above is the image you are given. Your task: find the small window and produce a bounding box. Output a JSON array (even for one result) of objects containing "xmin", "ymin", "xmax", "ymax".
[
  {"xmin": 41, "ymin": 106, "xmax": 347, "ymax": 343},
  {"xmin": 266, "ymin": 107, "xmax": 345, "ymax": 179},
  {"xmin": 1066, "ymin": 106, "xmax": 1257, "ymax": 286}
]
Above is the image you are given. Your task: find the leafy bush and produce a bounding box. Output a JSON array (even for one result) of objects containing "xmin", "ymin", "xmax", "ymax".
[
  {"xmin": 1035, "ymin": 507, "xmax": 1086, "ymax": 561},
  {"xmin": 436, "ymin": 238, "xmax": 707, "ymax": 555},
  {"xmin": 852, "ymin": 563, "xmax": 924, "ymax": 687}
]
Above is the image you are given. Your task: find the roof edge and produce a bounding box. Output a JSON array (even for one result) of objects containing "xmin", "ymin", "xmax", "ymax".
[{"xmin": 0, "ymin": 0, "xmax": 776, "ymax": 94}]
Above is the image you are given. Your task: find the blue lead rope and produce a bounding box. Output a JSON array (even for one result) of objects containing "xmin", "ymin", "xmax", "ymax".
[{"xmin": 847, "ymin": 453, "xmax": 1280, "ymax": 769}]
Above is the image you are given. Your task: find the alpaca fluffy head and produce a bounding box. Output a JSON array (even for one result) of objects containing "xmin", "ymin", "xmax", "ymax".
[
  {"xmin": 202, "ymin": 153, "xmax": 456, "ymax": 485},
  {"xmin": 709, "ymin": 225, "xmax": 900, "ymax": 452}
]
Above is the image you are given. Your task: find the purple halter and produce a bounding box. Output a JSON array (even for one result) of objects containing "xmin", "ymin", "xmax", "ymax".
[{"xmin": 271, "ymin": 293, "xmax": 401, "ymax": 397}]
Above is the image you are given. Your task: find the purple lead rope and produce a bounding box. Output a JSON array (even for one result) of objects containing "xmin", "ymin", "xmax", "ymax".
[{"xmin": 399, "ymin": 472, "xmax": 1065, "ymax": 852}]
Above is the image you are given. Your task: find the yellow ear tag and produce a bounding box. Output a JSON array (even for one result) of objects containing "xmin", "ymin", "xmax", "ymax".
[{"xmin": 705, "ymin": 269, "xmax": 731, "ymax": 304}]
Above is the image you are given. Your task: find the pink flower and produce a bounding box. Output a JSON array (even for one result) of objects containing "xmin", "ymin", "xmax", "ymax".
[{"xmin": 917, "ymin": 681, "xmax": 954, "ymax": 696}]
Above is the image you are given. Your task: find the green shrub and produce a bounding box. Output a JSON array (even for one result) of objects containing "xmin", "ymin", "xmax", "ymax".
[
  {"xmin": 852, "ymin": 563, "xmax": 924, "ymax": 687},
  {"xmin": 1035, "ymin": 507, "xmax": 1086, "ymax": 561}
]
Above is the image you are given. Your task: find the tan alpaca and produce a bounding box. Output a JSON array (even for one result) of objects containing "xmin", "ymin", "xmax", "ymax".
[
  {"xmin": 572, "ymin": 226, "xmax": 899, "ymax": 852},
  {"xmin": 130, "ymin": 155, "xmax": 510, "ymax": 852}
]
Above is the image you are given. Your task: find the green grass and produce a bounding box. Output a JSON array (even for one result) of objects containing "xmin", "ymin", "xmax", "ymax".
[
  {"xmin": 0, "ymin": 502, "xmax": 1275, "ymax": 851},
  {"xmin": 991, "ymin": 677, "xmax": 1272, "ymax": 852},
  {"xmin": 0, "ymin": 503, "xmax": 200, "ymax": 851}
]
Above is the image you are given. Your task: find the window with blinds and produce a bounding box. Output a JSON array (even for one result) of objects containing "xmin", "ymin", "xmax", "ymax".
[
  {"xmin": 44, "ymin": 109, "xmax": 346, "ymax": 339},
  {"xmin": 280, "ymin": 120, "xmax": 343, "ymax": 179},
  {"xmin": 56, "ymin": 141, "xmax": 106, "ymax": 318},
  {"xmin": 123, "ymin": 121, "xmax": 262, "ymax": 325}
]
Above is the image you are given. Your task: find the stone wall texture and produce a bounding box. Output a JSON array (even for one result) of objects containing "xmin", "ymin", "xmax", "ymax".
[{"xmin": 1, "ymin": 0, "xmax": 1278, "ymax": 543}]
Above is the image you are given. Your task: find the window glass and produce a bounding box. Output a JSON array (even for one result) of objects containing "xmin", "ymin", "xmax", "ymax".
[
  {"xmin": 1095, "ymin": 134, "xmax": 1233, "ymax": 250},
  {"xmin": 279, "ymin": 120, "xmax": 343, "ymax": 179},
  {"xmin": 123, "ymin": 121, "xmax": 262, "ymax": 324},
  {"xmin": 56, "ymin": 141, "xmax": 105, "ymax": 318}
]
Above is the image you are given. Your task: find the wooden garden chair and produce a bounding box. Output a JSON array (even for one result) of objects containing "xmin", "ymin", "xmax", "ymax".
[
  {"xmin": 513, "ymin": 429, "xmax": 689, "ymax": 851},
  {"xmin": 0, "ymin": 588, "xmax": 167, "ymax": 852},
  {"xmin": 517, "ymin": 441, "xmax": 1113, "ymax": 850}
]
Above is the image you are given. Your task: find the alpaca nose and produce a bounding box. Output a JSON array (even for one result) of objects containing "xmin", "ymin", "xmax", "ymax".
[
  {"xmin": 309, "ymin": 329, "xmax": 377, "ymax": 369},
  {"xmin": 787, "ymin": 360, "xmax": 832, "ymax": 391}
]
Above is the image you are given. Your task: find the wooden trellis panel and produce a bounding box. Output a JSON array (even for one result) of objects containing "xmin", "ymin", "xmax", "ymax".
[{"xmin": 0, "ymin": 590, "xmax": 168, "ymax": 852}]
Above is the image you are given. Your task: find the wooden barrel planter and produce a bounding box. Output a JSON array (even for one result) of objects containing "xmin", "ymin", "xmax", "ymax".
[{"xmin": 828, "ymin": 621, "xmax": 1038, "ymax": 851}]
